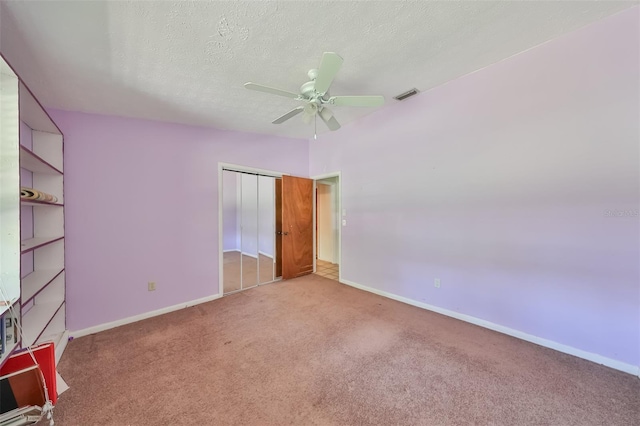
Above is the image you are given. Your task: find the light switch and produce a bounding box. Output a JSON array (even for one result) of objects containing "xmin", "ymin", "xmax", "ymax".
[
  {"xmin": 342, "ymin": 209, "xmax": 347, "ymax": 217},
  {"xmin": 342, "ymin": 219, "xmax": 347, "ymax": 226}
]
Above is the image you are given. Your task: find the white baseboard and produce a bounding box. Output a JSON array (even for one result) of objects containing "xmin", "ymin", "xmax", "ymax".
[
  {"xmin": 223, "ymin": 249, "xmax": 274, "ymax": 260},
  {"xmin": 340, "ymin": 278, "xmax": 639, "ymax": 377},
  {"xmin": 258, "ymin": 251, "xmax": 274, "ymax": 260},
  {"xmin": 70, "ymin": 294, "xmax": 222, "ymax": 339}
]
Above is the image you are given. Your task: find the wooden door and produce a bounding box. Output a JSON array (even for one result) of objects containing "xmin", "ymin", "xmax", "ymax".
[
  {"xmin": 275, "ymin": 178, "xmax": 283, "ymax": 277},
  {"xmin": 281, "ymin": 175, "xmax": 314, "ymax": 279}
]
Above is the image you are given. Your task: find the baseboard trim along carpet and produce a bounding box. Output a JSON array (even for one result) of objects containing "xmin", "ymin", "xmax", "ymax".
[
  {"xmin": 70, "ymin": 294, "xmax": 222, "ymax": 339},
  {"xmin": 222, "ymin": 249, "xmax": 274, "ymax": 260},
  {"xmin": 340, "ymin": 278, "xmax": 639, "ymax": 377}
]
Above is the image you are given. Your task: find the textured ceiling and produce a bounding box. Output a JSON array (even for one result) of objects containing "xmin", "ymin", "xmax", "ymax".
[{"xmin": 0, "ymin": 1, "xmax": 635, "ymax": 139}]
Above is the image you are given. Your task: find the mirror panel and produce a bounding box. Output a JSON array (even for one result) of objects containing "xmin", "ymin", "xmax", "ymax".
[
  {"xmin": 240, "ymin": 173, "xmax": 258, "ymax": 289},
  {"xmin": 222, "ymin": 170, "xmax": 241, "ymax": 293}
]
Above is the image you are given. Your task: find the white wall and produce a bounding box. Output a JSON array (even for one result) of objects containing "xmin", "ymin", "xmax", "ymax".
[{"xmin": 317, "ymin": 183, "xmax": 334, "ymax": 262}]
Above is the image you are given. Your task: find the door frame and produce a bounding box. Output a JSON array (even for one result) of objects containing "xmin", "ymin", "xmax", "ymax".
[
  {"xmin": 311, "ymin": 172, "xmax": 342, "ymax": 282},
  {"xmin": 218, "ymin": 162, "xmax": 288, "ymax": 297}
]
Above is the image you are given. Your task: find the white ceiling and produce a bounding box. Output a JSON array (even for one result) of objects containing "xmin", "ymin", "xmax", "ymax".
[{"xmin": 0, "ymin": 1, "xmax": 635, "ymax": 139}]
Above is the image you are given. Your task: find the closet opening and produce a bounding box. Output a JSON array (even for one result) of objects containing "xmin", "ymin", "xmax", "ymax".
[
  {"xmin": 218, "ymin": 163, "xmax": 315, "ymax": 296},
  {"xmin": 220, "ymin": 165, "xmax": 282, "ymax": 295}
]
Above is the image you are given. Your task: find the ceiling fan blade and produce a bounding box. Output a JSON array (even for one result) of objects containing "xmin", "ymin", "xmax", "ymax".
[
  {"xmin": 328, "ymin": 95, "xmax": 384, "ymax": 107},
  {"xmin": 244, "ymin": 82, "xmax": 299, "ymax": 99},
  {"xmin": 314, "ymin": 52, "xmax": 343, "ymax": 95},
  {"xmin": 272, "ymin": 106, "xmax": 304, "ymax": 124},
  {"xmin": 319, "ymin": 107, "xmax": 341, "ymax": 131}
]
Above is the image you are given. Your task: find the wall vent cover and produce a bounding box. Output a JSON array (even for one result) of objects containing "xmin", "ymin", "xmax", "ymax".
[{"xmin": 394, "ymin": 88, "xmax": 420, "ymax": 101}]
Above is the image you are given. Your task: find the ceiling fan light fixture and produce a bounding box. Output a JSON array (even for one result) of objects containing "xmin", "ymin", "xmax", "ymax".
[{"xmin": 304, "ymin": 102, "xmax": 318, "ymax": 115}]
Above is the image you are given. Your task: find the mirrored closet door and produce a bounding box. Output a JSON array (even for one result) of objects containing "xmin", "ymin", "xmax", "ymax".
[{"xmin": 222, "ymin": 170, "xmax": 278, "ymax": 294}]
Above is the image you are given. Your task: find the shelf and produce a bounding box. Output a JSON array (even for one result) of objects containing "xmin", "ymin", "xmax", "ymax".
[
  {"xmin": 19, "ymin": 145, "xmax": 62, "ymax": 175},
  {"xmin": 36, "ymin": 324, "xmax": 68, "ymax": 364},
  {"xmin": 22, "ymin": 300, "xmax": 64, "ymax": 347},
  {"xmin": 21, "ymin": 199, "xmax": 63, "ymax": 207},
  {"xmin": 4, "ymin": 57, "xmax": 67, "ymax": 366},
  {"xmin": 0, "ymin": 297, "xmax": 20, "ymax": 317},
  {"xmin": 42, "ymin": 330, "xmax": 68, "ymax": 363},
  {"xmin": 21, "ymin": 269, "xmax": 64, "ymax": 304},
  {"xmin": 40, "ymin": 330, "xmax": 69, "ymax": 363},
  {"xmin": 20, "ymin": 236, "xmax": 64, "ymax": 254},
  {"xmin": 19, "ymin": 82, "xmax": 62, "ymax": 135}
]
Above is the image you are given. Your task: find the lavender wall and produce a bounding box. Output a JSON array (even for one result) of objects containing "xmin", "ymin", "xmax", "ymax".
[
  {"xmin": 48, "ymin": 110, "xmax": 308, "ymax": 332},
  {"xmin": 310, "ymin": 9, "xmax": 639, "ymax": 367}
]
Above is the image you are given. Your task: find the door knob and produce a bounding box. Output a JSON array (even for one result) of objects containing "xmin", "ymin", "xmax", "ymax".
[{"xmin": 283, "ymin": 232, "xmax": 289, "ymax": 236}]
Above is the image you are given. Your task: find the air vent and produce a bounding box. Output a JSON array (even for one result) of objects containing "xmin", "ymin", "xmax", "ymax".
[{"xmin": 394, "ymin": 88, "xmax": 420, "ymax": 101}]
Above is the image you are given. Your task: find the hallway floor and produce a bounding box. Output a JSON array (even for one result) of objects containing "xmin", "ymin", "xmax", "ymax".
[{"xmin": 315, "ymin": 259, "xmax": 339, "ymax": 280}]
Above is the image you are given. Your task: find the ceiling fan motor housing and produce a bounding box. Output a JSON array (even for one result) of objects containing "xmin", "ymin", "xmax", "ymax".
[{"xmin": 300, "ymin": 78, "xmax": 329, "ymax": 103}]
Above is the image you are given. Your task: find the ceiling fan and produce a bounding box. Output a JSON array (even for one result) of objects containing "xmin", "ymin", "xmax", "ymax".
[{"xmin": 244, "ymin": 52, "xmax": 384, "ymax": 135}]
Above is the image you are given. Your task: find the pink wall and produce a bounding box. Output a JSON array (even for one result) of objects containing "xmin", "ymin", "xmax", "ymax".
[
  {"xmin": 310, "ymin": 9, "xmax": 639, "ymax": 367},
  {"xmin": 48, "ymin": 110, "xmax": 308, "ymax": 332}
]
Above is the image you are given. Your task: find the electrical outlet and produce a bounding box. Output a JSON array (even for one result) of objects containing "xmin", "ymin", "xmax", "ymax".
[
  {"xmin": 434, "ymin": 278, "xmax": 441, "ymax": 288},
  {"xmin": 148, "ymin": 281, "xmax": 156, "ymax": 291}
]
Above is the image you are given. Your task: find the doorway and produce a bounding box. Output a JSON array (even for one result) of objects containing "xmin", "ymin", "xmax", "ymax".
[{"xmin": 313, "ymin": 173, "xmax": 341, "ymax": 281}]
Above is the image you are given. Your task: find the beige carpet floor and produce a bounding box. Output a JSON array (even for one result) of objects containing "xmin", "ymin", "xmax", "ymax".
[{"xmin": 52, "ymin": 275, "xmax": 639, "ymax": 425}]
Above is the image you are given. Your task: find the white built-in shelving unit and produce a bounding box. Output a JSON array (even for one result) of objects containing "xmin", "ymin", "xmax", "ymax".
[
  {"xmin": 0, "ymin": 56, "xmax": 21, "ymax": 367},
  {"xmin": 0, "ymin": 54, "xmax": 67, "ymax": 368}
]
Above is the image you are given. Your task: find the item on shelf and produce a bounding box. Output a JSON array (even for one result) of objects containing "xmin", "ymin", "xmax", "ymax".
[
  {"xmin": 0, "ymin": 364, "xmax": 46, "ymax": 415},
  {"xmin": 0, "ymin": 344, "xmax": 57, "ymax": 424},
  {"xmin": 0, "ymin": 343, "xmax": 57, "ymax": 424},
  {"xmin": 0, "ymin": 404, "xmax": 45, "ymax": 425},
  {"xmin": 20, "ymin": 187, "xmax": 58, "ymax": 203},
  {"xmin": 0, "ymin": 343, "xmax": 57, "ymax": 405}
]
